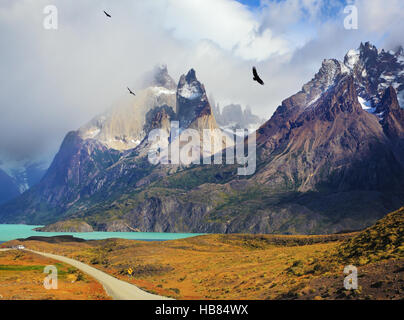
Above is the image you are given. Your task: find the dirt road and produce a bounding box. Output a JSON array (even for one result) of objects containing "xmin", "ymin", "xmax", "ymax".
[{"xmin": 26, "ymin": 249, "xmax": 171, "ymax": 300}]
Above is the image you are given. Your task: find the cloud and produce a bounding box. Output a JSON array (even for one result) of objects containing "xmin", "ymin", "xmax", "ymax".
[
  {"xmin": 355, "ymin": 0, "xmax": 404, "ymax": 32},
  {"xmin": 354, "ymin": 0, "xmax": 404, "ymax": 49},
  {"xmin": 0, "ymin": 0, "xmax": 402, "ymax": 167}
]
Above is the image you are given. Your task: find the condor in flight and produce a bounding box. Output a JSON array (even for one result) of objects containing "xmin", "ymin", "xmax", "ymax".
[
  {"xmin": 252, "ymin": 67, "xmax": 264, "ymax": 85},
  {"xmin": 127, "ymin": 87, "xmax": 136, "ymax": 96}
]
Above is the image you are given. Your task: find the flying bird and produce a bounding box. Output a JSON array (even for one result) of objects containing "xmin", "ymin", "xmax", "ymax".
[
  {"xmin": 252, "ymin": 67, "xmax": 264, "ymax": 85},
  {"xmin": 127, "ymin": 87, "xmax": 136, "ymax": 96},
  {"xmin": 103, "ymin": 11, "xmax": 111, "ymax": 18}
]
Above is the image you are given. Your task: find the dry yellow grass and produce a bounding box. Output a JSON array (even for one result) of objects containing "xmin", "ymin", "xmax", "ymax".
[
  {"xmin": 0, "ymin": 249, "xmax": 110, "ymax": 300},
  {"xmin": 4, "ymin": 208, "xmax": 403, "ymax": 300},
  {"xmin": 6, "ymin": 234, "xmax": 347, "ymax": 299}
]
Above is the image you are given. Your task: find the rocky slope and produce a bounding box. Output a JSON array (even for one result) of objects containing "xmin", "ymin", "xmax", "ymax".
[
  {"xmin": 0, "ymin": 65, "xmax": 178, "ymax": 224},
  {"xmin": 338, "ymin": 206, "xmax": 403, "ymax": 264},
  {"xmin": 0, "ymin": 132, "xmax": 122, "ymax": 224},
  {"xmin": 10, "ymin": 162, "xmax": 47, "ymax": 193},
  {"xmin": 0, "ymin": 161, "xmax": 46, "ymax": 202},
  {"xmin": 0, "ymin": 169, "xmax": 20, "ymax": 205}
]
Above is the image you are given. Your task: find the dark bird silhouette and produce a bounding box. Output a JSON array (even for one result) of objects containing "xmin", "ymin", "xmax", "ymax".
[
  {"xmin": 252, "ymin": 67, "xmax": 264, "ymax": 85},
  {"xmin": 127, "ymin": 87, "xmax": 136, "ymax": 96},
  {"xmin": 103, "ymin": 11, "xmax": 111, "ymax": 18}
]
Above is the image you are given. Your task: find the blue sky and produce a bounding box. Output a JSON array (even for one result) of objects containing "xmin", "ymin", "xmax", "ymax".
[
  {"xmin": 236, "ymin": 0, "xmax": 261, "ymax": 7},
  {"xmin": 232, "ymin": 0, "xmax": 351, "ymax": 51},
  {"xmin": 237, "ymin": 0, "xmax": 349, "ymax": 21}
]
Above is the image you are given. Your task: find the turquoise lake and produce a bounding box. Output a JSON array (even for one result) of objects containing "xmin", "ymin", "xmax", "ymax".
[{"xmin": 0, "ymin": 224, "xmax": 204, "ymax": 243}]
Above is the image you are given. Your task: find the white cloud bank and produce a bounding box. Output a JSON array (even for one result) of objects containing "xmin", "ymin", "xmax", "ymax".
[{"xmin": 0, "ymin": 0, "xmax": 402, "ymax": 165}]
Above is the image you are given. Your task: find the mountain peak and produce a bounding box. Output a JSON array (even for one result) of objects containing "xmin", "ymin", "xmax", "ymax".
[
  {"xmin": 377, "ymin": 86, "xmax": 404, "ymax": 151},
  {"xmin": 79, "ymin": 64, "xmax": 177, "ymax": 151},
  {"xmin": 343, "ymin": 49, "xmax": 360, "ymax": 70},
  {"xmin": 338, "ymin": 43, "xmax": 404, "ymax": 110},
  {"xmin": 146, "ymin": 64, "xmax": 177, "ymax": 90},
  {"xmin": 316, "ymin": 74, "xmax": 362, "ymax": 119},
  {"xmin": 378, "ymin": 86, "xmax": 401, "ymax": 113},
  {"xmin": 185, "ymin": 68, "xmax": 197, "ymax": 82},
  {"xmin": 360, "ymin": 41, "xmax": 378, "ymax": 53},
  {"xmin": 177, "ymin": 68, "xmax": 205, "ymax": 101},
  {"xmin": 176, "ymin": 69, "xmax": 216, "ymax": 130},
  {"xmin": 394, "ymin": 45, "xmax": 404, "ymax": 56}
]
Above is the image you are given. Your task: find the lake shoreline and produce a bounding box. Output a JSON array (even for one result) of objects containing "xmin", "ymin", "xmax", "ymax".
[{"xmin": 0, "ymin": 224, "xmax": 204, "ymax": 243}]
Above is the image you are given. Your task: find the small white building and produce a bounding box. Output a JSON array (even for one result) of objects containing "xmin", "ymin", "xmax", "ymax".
[{"xmin": 17, "ymin": 245, "xmax": 25, "ymax": 250}]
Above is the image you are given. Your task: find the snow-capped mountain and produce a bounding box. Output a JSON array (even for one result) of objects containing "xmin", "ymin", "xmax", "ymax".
[
  {"xmin": 287, "ymin": 42, "xmax": 404, "ymax": 121},
  {"xmin": 1, "ymin": 43, "xmax": 403, "ymax": 234},
  {"xmin": 337, "ymin": 42, "xmax": 403, "ymax": 116},
  {"xmin": 79, "ymin": 65, "xmax": 177, "ymax": 151},
  {"xmin": 176, "ymin": 69, "xmax": 212, "ymax": 129},
  {"xmin": 0, "ymin": 66, "xmax": 235, "ymax": 225},
  {"xmin": 255, "ymin": 42, "xmax": 404, "ymax": 196}
]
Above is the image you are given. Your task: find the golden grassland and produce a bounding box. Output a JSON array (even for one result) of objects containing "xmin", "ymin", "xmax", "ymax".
[
  {"xmin": 0, "ymin": 250, "xmax": 110, "ymax": 300},
  {"xmin": 4, "ymin": 207, "xmax": 404, "ymax": 300},
  {"xmin": 7, "ymin": 235, "xmax": 341, "ymax": 299}
]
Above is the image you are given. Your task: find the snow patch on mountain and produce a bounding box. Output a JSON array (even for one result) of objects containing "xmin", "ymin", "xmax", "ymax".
[
  {"xmin": 358, "ymin": 96, "xmax": 376, "ymax": 113},
  {"xmin": 321, "ymin": 59, "xmax": 341, "ymax": 88},
  {"xmin": 306, "ymin": 93, "xmax": 322, "ymax": 109},
  {"xmin": 344, "ymin": 49, "xmax": 360, "ymax": 70},
  {"xmin": 0, "ymin": 161, "xmax": 47, "ymax": 194},
  {"xmin": 178, "ymin": 83, "xmax": 202, "ymax": 100},
  {"xmin": 151, "ymin": 86, "xmax": 176, "ymax": 96}
]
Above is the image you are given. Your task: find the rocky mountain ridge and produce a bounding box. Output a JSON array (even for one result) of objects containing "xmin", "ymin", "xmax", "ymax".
[
  {"xmin": 0, "ymin": 66, "xmax": 231, "ymax": 225},
  {"xmin": 1, "ymin": 42, "xmax": 403, "ymax": 234}
]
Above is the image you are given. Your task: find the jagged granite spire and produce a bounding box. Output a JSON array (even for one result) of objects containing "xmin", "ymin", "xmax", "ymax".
[{"xmin": 176, "ymin": 69, "xmax": 214, "ymax": 129}]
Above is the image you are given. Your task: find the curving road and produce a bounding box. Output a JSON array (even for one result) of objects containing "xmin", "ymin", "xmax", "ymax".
[{"xmin": 24, "ymin": 249, "xmax": 171, "ymax": 300}]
